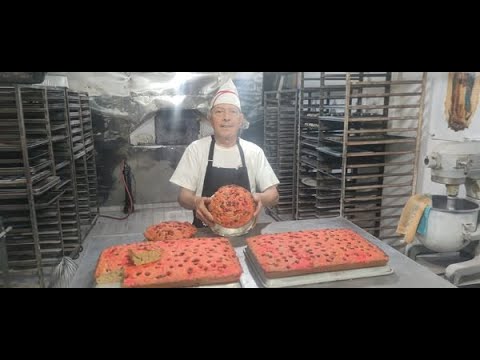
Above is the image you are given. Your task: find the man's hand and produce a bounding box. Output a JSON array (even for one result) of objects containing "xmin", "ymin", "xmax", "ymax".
[
  {"xmin": 178, "ymin": 188, "xmax": 215, "ymax": 227},
  {"xmin": 194, "ymin": 196, "xmax": 215, "ymax": 227},
  {"xmin": 252, "ymin": 186, "xmax": 279, "ymax": 221},
  {"xmin": 253, "ymin": 193, "xmax": 264, "ymax": 218}
]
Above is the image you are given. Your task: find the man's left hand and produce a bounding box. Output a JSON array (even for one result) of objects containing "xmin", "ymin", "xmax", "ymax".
[{"xmin": 253, "ymin": 193, "xmax": 263, "ymax": 218}]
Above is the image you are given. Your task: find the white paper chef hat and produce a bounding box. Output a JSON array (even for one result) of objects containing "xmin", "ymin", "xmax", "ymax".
[{"xmin": 210, "ymin": 79, "xmax": 241, "ymax": 110}]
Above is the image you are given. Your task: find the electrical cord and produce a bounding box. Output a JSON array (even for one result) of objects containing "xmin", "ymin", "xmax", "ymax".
[
  {"xmin": 131, "ymin": 171, "xmax": 137, "ymax": 204},
  {"xmin": 99, "ymin": 160, "xmax": 134, "ymax": 221}
]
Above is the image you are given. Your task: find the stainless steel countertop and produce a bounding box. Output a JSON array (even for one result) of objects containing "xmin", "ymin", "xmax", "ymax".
[{"xmin": 199, "ymin": 217, "xmax": 456, "ymax": 288}]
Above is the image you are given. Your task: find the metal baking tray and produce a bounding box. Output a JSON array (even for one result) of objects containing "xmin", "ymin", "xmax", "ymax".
[
  {"xmin": 55, "ymin": 160, "xmax": 70, "ymax": 171},
  {"xmin": 244, "ymin": 248, "xmax": 393, "ymax": 288},
  {"xmin": 0, "ymin": 170, "xmax": 51, "ymax": 187},
  {"xmin": 96, "ymin": 281, "xmax": 242, "ymax": 288},
  {"xmin": 0, "ymin": 139, "xmax": 49, "ymax": 152},
  {"xmin": 55, "ymin": 179, "xmax": 71, "ymax": 191},
  {"xmin": 210, "ymin": 216, "xmax": 256, "ymax": 238},
  {"xmin": 0, "ymin": 176, "xmax": 60, "ymax": 199},
  {"xmin": 48, "ymin": 103, "xmax": 67, "ymax": 111},
  {"xmin": 0, "ymin": 189, "xmax": 65, "ymax": 211},
  {"xmin": 0, "ymin": 118, "xmax": 47, "ymax": 126},
  {"xmin": 50, "ymin": 123, "xmax": 67, "ymax": 132},
  {"xmin": 0, "ymin": 128, "xmax": 47, "ymax": 137},
  {"xmin": 0, "ymin": 151, "xmax": 49, "ymax": 167},
  {"xmin": 73, "ymin": 151, "xmax": 86, "ymax": 160},
  {"xmin": 317, "ymin": 145, "xmax": 343, "ymax": 157},
  {"xmin": 51, "ymin": 134, "xmax": 67, "ymax": 143}
]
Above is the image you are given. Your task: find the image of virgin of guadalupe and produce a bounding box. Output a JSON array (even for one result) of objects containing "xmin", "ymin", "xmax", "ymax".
[{"xmin": 445, "ymin": 72, "xmax": 480, "ymax": 131}]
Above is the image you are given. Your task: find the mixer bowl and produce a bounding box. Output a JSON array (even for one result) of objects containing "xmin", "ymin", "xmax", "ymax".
[{"xmin": 416, "ymin": 195, "xmax": 479, "ymax": 252}]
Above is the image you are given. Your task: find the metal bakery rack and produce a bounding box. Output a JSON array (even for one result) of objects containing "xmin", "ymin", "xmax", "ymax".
[
  {"xmin": 264, "ymin": 73, "xmax": 426, "ymax": 246},
  {"xmin": 296, "ymin": 72, "xmax": 426, "ymax": 244},
  {"xmin": 264, "ymin": 90, "xmax": 298, "ymax": 221},
  {"xmin": 47, "ymin": 88, "xmax": 83, "ymax": 255},
  {"xmin": 67, "ymin": 91, "xmax": 99, "ymax": 234},
  {"xmin": 0, "ymin": 86, "xmax": 64, "ymax": 287},
  {"xmin": 0, "ymin": 85, "xmax": 100, "ymax": 287},
  {"xmin": 79, "ymin": 92, "xmax": 99, "ymax": 225}
]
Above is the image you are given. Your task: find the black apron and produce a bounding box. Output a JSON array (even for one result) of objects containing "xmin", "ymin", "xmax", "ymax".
[{"xmin": 193, "ymin": 136, "xmax": 251, "ymax": 228}]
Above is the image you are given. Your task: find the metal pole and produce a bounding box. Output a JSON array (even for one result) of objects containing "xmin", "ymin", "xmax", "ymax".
[
  {"xmin": 66, "ymin": 89, "xmax": 82, "ymax": 247},
  {"xmin": 76, "ymin": 92, "xmax": 92, "ymax": 227},
  {"xmin": 44, "ymin": 88, "xmax": 65, "ymax": 259},
  {"xmin": 295, "ymin": 89, "xmax": 301, "ymax": 219},
  {"xmin": 411, "ymin": 72, "xmax": 427, "ymax": 195},
  {"xmin": 0, "ymin": 221, "xmax": 11, "ymax": 287},
  {"xmin": 340, "ymin": 73, "xmax": 352, "ymax": 218},
  {"xmin": 64, "ymin": 89, "xmax": 83, "ymax": 244},
  {"xmin": 82, "ymin": 94, "xmax": 100, "ymax": 221},
  {"xmin": 15, "ymin": 86, "xmax": 45, "ymax": 288}
]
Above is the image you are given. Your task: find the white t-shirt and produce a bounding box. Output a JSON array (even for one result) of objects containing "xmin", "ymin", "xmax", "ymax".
[{"xmin": 170, "ymin": 137, "xmax": 280, "ymax": 196}]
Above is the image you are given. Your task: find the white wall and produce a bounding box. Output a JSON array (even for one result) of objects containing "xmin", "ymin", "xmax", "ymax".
[
  {"xmin": 416, "ymin": 72, "xmax": 480, "ymax": 197},
  {"xmin": 130, "ymin": 119, "xmax": 155, "ymax": 145}
]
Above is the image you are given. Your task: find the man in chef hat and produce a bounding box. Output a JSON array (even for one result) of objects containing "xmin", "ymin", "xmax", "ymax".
[{"xmin": 170, "ymin": 79, "xmax": 279, "ymax": 228}]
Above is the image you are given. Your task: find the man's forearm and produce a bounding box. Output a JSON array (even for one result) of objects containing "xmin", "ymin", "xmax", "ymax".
[
  {"xmin": 258, "ymin": 186, "xmax": 279, "ymax": 208},
  {"xmin": 178, "ymin": 188, "xmax": 200, "ymax": 210},
  {"xmin": 178, "ymin": 188, "xmax": 214, "ymax": 225}
]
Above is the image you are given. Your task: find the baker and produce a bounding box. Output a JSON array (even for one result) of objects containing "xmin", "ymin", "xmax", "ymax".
[{"xmin": 170, "ymin": 79, "xmax": 279, "ymax": 228}]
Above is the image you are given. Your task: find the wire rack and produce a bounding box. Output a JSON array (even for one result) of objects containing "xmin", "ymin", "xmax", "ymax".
[
  {"xmin": 0, "ymin": 217, "xmax": 11, "ymax": 287},
  {"xmin": 264, "ymin": 90, "xmax": 298, "ymax": 221},
  {"xmin": 297, "ymin": 86, "xmax": 342, "ymax": 220},
  {"xmin": 0, "ymin": 86, "xmax": 100, "ymax": 287},
  {"xmin": 342, "ymin": 73, "xmax": 426, "ymax": 243},
  {"xmin": 293, "ymin": 72, "xmax": 426, "ymax": 244},
  {"xmin": 67, "ymin": 91, "xmax": 93, "ymax": 230},
  {"xmin": 47, "ymin": 88, "xmax": 83, "ymax": 255},
  {"xmin": 0, "ymin": 86, "xmax": 65, "ymax": 287},
  {"xmin": 79, "ymin": 92, "xmax": 99, "ymax": 223}
]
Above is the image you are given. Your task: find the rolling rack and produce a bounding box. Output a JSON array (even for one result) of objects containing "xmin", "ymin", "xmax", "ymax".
[
  {"xmin": 263, "ymin": 90, "xmax": 298, "ymax": 221},
  {"xmin": 341, "ymin": 72, "xmax": 426, "ymax": 245},
  {"xmin": 79, "ymin": 92, "xmax": 99, "ymax": 224},
  {"xmin": 66, "ymin": 91, "xmax": 93, "ymax": 230},
  {"xmin": 0, "ymin": 86, "xmax": 65, "ymax": 287},
  {"xmin": 297, "ymin": 85, "xmax": 345, "ymax": 220},
  {"xmin": 293, "ymin": 72, "xmax": 426, "ymax": 245},
  {"xmin": 47, "ymin": 88, "xmax": 83, "ymax": 255},
  {"xmin": 0, "ymin": 217, "xmax": 11, "ymax": 287}
]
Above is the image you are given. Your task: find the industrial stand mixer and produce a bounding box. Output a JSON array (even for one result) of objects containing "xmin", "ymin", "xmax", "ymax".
[{"xmin": 406, "ymin": 141, "xmax": 480, "ymax": 286}]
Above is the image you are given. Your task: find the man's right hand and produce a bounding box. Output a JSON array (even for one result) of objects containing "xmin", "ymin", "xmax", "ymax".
[{"xmin": 194, "ymin": 197, "xmax": 215, "ymax": 227}]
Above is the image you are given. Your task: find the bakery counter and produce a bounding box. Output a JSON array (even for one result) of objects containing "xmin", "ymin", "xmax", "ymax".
[
  {"xmin": 81, "ymin": 216, "xmax": 455, "ymax": 288},
  {"xmin": 205, "ymin": 217, "xmax": 456, "ymax": 288}
]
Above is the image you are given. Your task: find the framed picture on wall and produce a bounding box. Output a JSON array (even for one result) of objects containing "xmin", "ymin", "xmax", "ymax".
[{"xmin": 445, "ymin": 72, "xmax": 480, "ymax": 131}]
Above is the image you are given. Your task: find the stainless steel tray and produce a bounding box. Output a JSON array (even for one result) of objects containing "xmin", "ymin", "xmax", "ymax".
[
  {"xmin": 0, "ymin": 159, "xmax": 51, "ymax": 176},
  {"xmin": 0, "ymin": 190, "xmax": 65, "ymax": 211},
  {"xmin": 0, "ymin": 170, "xmax": 51, "ymax": 187},
  {"xmin": 244, "ymin": 248, "xmax": 393, "ymax": 288},
  {"xmin": 0, "ymin": 176, "xmax": 60, "ymax": 199},
  {"xmin": 96, "ymin": 281, "xmax": 242, "ymax": 288}
]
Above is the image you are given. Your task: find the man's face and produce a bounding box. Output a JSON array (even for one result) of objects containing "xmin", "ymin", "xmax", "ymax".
[{"xmin": 210, "ymin": 104, "xmax": 243, "ymax": 140}]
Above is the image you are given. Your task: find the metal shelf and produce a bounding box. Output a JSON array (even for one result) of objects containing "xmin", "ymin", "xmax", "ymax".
[
  {"xmin": 264, "ymin": 90, "xmax": 298, "ymax": 220},
  {"xmin": 290, "ymin": 72, "xmax": 427, "ymax": 238},
  {"xmin": 0, "ymin": 87, "xmax": 98, "ymax": 287},
  {"xmin": 0, "ymin": 176, "xmax": 61, "ymax": 199}
]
